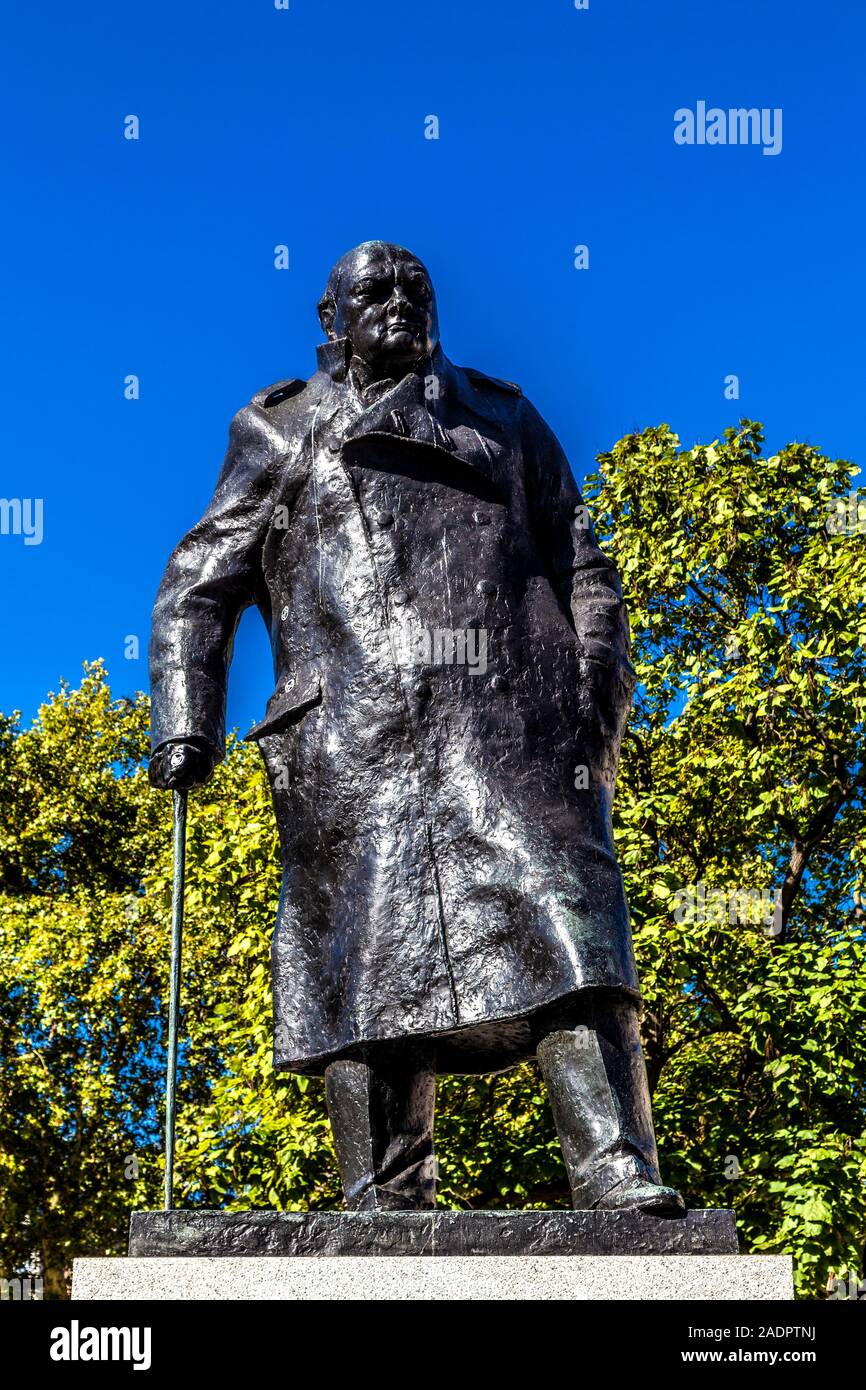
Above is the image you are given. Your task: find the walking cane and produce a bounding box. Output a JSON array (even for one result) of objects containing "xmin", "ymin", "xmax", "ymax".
[{"xmin": 164, "ymin": 787, "xmax": 188, "ymax": 1211}]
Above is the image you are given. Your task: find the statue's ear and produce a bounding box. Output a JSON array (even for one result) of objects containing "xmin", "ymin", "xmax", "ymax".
[{"xmin": 317, "ymin": 292, "xmax": 337, "ymax": 339}]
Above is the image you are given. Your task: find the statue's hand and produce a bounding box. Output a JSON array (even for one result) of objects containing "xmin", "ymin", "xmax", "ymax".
[
  {"xmin": 577, "ymin": 657, "xmax": 621, "ymax": 745},
  {"xmin": 148, "ymin": 739, "xmax": 217, "ymax": 791}
]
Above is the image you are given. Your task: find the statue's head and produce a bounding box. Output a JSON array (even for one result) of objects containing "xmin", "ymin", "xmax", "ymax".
[{"xmin": 317, "ymin": 241, "xmax": 439, "ymax": 374}]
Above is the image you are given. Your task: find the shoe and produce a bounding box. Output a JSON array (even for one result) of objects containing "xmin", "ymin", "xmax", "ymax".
[{"xmin": 594, "ymin": 1177, "xmax": 686, "ymax": 1216}]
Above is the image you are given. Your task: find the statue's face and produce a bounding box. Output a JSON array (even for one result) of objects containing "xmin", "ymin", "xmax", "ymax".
[{"xmin": 333, "ymin": 245, "xmax": 438, "ymax": 372}]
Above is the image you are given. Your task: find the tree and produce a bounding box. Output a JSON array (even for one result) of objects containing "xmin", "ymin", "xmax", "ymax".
[
  {"xmin": 585, "ymin": 421, "xmax": 866, "ymax": 1295},
  {"xmin": 0, "ymin": 666, "xmax": 339, "ymax": 1296},
  {"xmin": 0, "ymin": 420, "xmax": 863, "ymax": 1298},
  {"xmin": 0, "ymin": 671, "xmax": 164, "ymax": 1298}
]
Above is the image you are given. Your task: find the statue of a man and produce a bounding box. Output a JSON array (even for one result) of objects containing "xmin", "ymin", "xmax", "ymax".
[{"xmin": 149, "ymin": 241, "xmax": 683, "ymax": 1215}]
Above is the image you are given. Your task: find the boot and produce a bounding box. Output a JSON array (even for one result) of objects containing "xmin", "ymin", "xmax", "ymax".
[
  {"xmin": 536, "ymin": 991, "xmax": 684, "ymax": 1215},
  {"xmin": 324, "ymin": 1041, "xmax": 437, "ymax": 1210}
]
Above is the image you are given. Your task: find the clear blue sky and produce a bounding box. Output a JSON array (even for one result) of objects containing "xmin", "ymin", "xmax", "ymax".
[{"xmin": 2, "ymin": 0, "xmax": 863, "ymax": 738}]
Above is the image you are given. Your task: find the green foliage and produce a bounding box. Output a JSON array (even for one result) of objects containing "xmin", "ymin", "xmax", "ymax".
[
  {"xmin": 586, "ymin": 422, "xmax": 866, "ymax": 1296},
  {"xmin": 0, "ymin": 420, "xmax": 863, "ymax": 1298},
  {"xmin": 0, "ymin": 673, "xmax": 164, "ymax": 1299}
]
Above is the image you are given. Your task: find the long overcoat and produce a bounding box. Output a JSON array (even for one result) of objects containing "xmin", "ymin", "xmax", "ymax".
[{"xmin": 150, "ymin": 341, "xmax": 640, "ymax": 1074}]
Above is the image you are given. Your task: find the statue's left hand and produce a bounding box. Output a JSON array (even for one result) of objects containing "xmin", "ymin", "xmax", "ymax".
[
  {"xmin": 578, "ymin": 658, "xmax": 620, "ymax": 744},
  {"xmin": 148, "ymin": 739, "xmax": 217, "ymax": 791}
]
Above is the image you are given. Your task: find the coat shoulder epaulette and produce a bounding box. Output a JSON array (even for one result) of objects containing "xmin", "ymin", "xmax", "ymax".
[
  {"xmin": 463, "ymin": 366, "xmax": 522, "ymax": 396},
  {"xmin": 251, "ymin": 378, "xmax": 307, "ymax": 409}
]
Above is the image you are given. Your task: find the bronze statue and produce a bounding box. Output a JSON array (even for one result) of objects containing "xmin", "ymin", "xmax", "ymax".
[{"xmin": 149, "ymin": 241, "xmax": 683, "ymax": 1215}]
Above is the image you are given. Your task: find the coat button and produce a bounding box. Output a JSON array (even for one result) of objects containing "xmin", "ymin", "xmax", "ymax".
[
  {"xmin": 414, "ymin": 679, "xmax": 432, "ymax": 700},
  {"xmin": 477, "ymin": 579, "xmax": 496, "ymax": 596},
  {"xmin": 377, "ymin": 510, "xmax": 394, "ymax": 528},
  {"xmin": 474, "ymin": 511, "xmax": 492, "ymax": 525},
  {"xmin": 491, "ymin": 674, "xmax": 509, "ymax": 692},
  {"xmin": 280, "ymin": 606, "xmax": 289, "ymax": 621}
]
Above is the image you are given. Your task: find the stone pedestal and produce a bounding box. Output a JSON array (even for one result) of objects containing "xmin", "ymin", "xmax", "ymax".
[
  {"xmin": 71, "ymin": 1209, "xmax": 794, "ymax": 1300},
  {"xmin": 128, "ymin": 1207, "xmax": 738, "ymax": 1258},
  {"xmin": 72, "ymin": 1252, "xmax": 793, "ymax": 1301}
]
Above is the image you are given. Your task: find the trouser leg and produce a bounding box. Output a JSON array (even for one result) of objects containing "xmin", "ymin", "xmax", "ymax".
[
  {"xmin": 535, "ymin": 991, "xmax": 667, "ymax": 1209},
  {"xmin": 324, "ymin": 1041, "xmax": 437, "ymax": 1210}
]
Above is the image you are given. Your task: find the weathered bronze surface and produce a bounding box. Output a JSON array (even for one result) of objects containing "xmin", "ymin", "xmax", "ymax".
[
  {"xmin": 129, "ymin": 1208, "xmax": 737, "ymax": 1258},
  {"xmin": 149, "ymin": 242, "xmax": 683, "ymax": 1215}
]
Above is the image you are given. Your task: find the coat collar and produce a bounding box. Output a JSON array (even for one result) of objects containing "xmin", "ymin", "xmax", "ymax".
[
  {"xmin": 316, "ymin": 337, "xmax": 351, "ymax": 382},
  {"xmin": 342, "ymin": 345, "xmax": 449, "ymax": 449},
  {"xmin": 312, "ymin": 343, "xmax": 509, "ymax": 481}
]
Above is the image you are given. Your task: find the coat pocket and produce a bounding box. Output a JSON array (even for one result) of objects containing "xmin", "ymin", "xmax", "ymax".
[{"xmin": 243, "ymin": 671, "xmax": 322, "ymax": 742}]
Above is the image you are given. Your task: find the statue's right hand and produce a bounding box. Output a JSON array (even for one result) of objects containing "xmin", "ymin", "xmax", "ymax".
[{"xmin": 148, "ymin": 740, "xmax": 217, "ymax": 791}]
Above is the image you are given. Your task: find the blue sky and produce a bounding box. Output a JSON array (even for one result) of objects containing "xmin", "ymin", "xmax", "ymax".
[{"xmin": 1, "ymin": 0, "xmax": 863, "ymax": 739}]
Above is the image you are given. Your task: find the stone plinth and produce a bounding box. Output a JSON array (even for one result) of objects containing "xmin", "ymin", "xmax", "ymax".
[
  {"xmin": 127, "ymin": 1207, "xmax": 738, "ymax": 1258},
  {"xmin": 72, "ymin": 1208, "xmax": 794, "ymax": 1301},
  {"xmin": 72, "ymin": 1253, "xmax": 794, "ymax": 1301}
]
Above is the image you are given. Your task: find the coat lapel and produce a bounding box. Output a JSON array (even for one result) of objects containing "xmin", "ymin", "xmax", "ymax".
[{"xmin": 338, "ymin": 349, "xmax": 501, "ymax": 481}]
